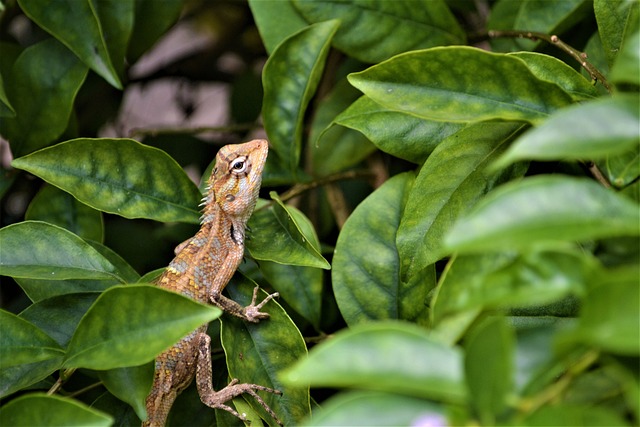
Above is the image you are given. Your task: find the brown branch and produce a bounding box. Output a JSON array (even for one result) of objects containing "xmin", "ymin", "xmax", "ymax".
[
  {"xmin": 486, "ymin": 30, "xmax": 612, "ymax": 93},
  {"xmin": 278, "ymin": 170, "xmax": 375, "ymax": 203}
]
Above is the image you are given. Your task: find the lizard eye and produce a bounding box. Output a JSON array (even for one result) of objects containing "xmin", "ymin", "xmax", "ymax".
[{"xmin": 230, "ymin": 157, "xmax": 248, "ymax": 173}]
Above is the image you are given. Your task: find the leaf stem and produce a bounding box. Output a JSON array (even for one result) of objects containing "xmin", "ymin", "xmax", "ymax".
[{"xmin": 486, "ymin": 30, "xmax": 612, "ymax": 93}]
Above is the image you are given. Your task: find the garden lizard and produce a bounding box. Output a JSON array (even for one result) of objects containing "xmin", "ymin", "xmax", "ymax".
[{"xmin": 143, "ymin": 139, "xmax": 282, "ymax": 426}]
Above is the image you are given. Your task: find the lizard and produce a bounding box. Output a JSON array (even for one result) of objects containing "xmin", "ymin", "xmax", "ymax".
[{"xmin": 143, "ymin": 139, "xmax": 282, "ymax": 427}]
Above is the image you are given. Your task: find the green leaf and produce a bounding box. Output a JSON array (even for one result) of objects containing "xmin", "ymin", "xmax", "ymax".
[
  {"xmin": 247, "ymin": 197, "xmax": 330, "ymax": 269},
  {"xmin": 128, "ymin": 0, "xmax": 182, "ymax": 62},
  {"xmin": 509, "ymin": 52, "xmax": 600, "ymax": 101},
  {"xmin": 0, "ymin": 73, "xmax": 15, "ymax": 117},
  {"xmin": 0, "ymin": 309, "xmax": 64, "ymax": 369},
  {"xmin": 560, "ymin": 265, "xmax": 640, "ymax": 355},
  {"xmin": 11, "ymin": 138, "xmax": 201, "ymax": 223},
  {"xmin": 0, "ymin": 39, "xmax": 88, "ymax": 156},
  {"xmin": 64, "ymin": 285, "xmax": 221, "ymax": 369},
  {"xmin": 25, "ymin": 184, "xmax": 104, "ymax": 242},
  {"xmin": 0, "ymin": 393, "xmax": 112, "ymax": 427},
  {"xmin": 611, "ymin": 29, "xmax": 640, "ymax": 86},
  {"xmin": 522, "ymin": 403, "xmax": 630, "ymax": 426},
  {"xmin": 257, "ymin": 207, "xmax": 324, "ymax": 328},
  {"xmin": 348, "ymin": 47, "xmax": 574, "ymax": 124},
  {"xmin": 18, "ymin": 0, "xmax": 124, "ymax": 88},
  {"xmin": 300, "ymin": 390, "xmax": 447, "ymax": 427},
  {"xmin": 0, "ymin": 359, "xmax": 62, "ymax": 399},
  {"xmin": 248, "ymin": 0, "xmax": 308, "ymax": 54},
  {"xmin": 333, "ymin": 173, "xmax": 431, "ymax": 326},
  {"xmin": 19, "ymin": 293, "xmax": 100, "ymax": 347},
  {"xmin": 332, "ymin": 96, "xmax": 466, "ymax": 164},
  {"xmin": 262, "ymin": 20, "xmax": 339, "ymax": 174},
  {"xmin": 222, "ymin": 276, "xmax": 310, "ymax": 426},
  {"xmin": 396, "ymin": 122, "xmax": 527, "ymax": 279},
  {"xmin": 493, "ymin": 94, "xmax": 640, "ymax": 168},
  {"xmin": 292, "ymin": 0, "xmax": 465, "ymax": 63},
  {"xmin": 310, "ymin": 79, "xmax": 376, "ymax": 177},
  {"xmin": 444, "ymin": 176, "xmax": 640, "ymax": 253},
  {"xmin": 281, "ymin": 321, "xmax": 466, "ymax": 403},
  {"xmin": 431, "ymin": 248, "xmax": 597, "ymax": 324},
  {"xmin": 98, "ymin": 363, "xmax": 154, "ymax": 421},
  {"xmin": 600, "ymin": 144, "xmax": 640, "ymax": 189},
  {"xmin": 465, "ymin": 316, "xmax": 514, "ymax": 424},
  {"xmin": 0, "ymin": 221, "xmax": 121, "ymax": 281},
  {"xmin": 595, "ymin": 0, "xmax": 640, "ymax": 67},
  {"xmin": 489, "ymin": 0, "xmax": 591, "ymax": 52}
]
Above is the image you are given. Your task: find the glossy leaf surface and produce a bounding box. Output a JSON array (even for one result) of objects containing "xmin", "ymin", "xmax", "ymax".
[
  {"xmin": 12, "ymin": 138, "xmax": 201, "ymax": 223},
  {"xmin": 222, "ymin": 276, "xmax": 310, "ymax": 426},
  {"xmin": 348, "ymin": 47, "xmax": 574, "ymax": 124},
  {"xmin": 0, "ymin": 394, "xmax": 112, "ymax": 427},
  {"xmin": 281, "ymin": 321, "xmax": 466, "ymax": 403},
  {"xmin": 64, "ymin": 285, "xmax": 221, "ymax": 369},
  {"xmin": 262, "ymin": 20, "xmax": 339, "ymax": 174},
  {"xmin": 0, "ymin": 221, "xmax": 120, "ymax": 281},
  {"xmin": 293, "ymin": 0, "xmax": 465, "ymax": 62},
  {"xmin": 333, "ymin": 173, "xmax": 430, "ymax": 325},
  {"xmin": 444, "ymin": 176, "xmax": 640, "ymax": 252}
]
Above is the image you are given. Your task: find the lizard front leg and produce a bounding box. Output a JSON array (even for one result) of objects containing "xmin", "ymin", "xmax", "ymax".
[
  {"xmin": 209, "ymin": 250, "xmax": 279, "ymax": 323},
  {"xmin": 196, "ymin": 332, "xmax": 283, "ymax": 425}
]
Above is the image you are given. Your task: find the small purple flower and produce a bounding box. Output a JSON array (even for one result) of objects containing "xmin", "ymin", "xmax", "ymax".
[{"xmin": 410, "ymin": 413, "xmax": 448, "ymax": 427}]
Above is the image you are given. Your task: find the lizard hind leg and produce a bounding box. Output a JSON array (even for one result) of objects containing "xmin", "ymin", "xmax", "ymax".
[{"xmin": 195, "ymin": 332, "xmax": 283, "ymax": 425}]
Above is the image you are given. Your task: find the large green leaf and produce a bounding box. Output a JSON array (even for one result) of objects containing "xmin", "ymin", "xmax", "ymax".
[
  {"xmin": 333, "ymin": 173, "xmax": 431, "ymax": 326},
  {"xmin": 348, "ymin": 47, "xmax": 574, "ymax": 124},
  {"xmin": 0, "ymin": 39, "xmax": 88, "ymax": 156},
  {"xmin": 98, "ymin": 363, "xmax": 154, "ymax": 421},
  {"xmin": 332, "ymin": 96, "xmax": 466, "ymax": 164},
  {"xmin": 64, "ymin": 285, "xmax": 221, "ymax": 369},
  {"xmin": 0, "ymin": 359, "xmax": 62, "ymax": 399},
  {"xmin": 610, "ymin": 29, "xmax": 640, "ymax": 86},
  {"xmin": 25, "ymin": 184, "xmax": 104, "ymax": 243},
  {"xmin": 247, "ymin": 197, "xmax": 330, "ymax": 269},
  {"xmin": 262, "ymin": 20, "xmax": 339, "ymax": 174},
  {"xmin": 300, "ymin": 390, "xmax": 447, "ymax": 427},
  {"xmin": 256, "ymin": 206, "xmax": 324, "ymax": 328},
  {"xmin": 292, "ymin": 0, "xmax": 465, "ymax": 63},
  {"xmin": 222, "ymin": 276, "xmax": 310, "ymax": 426},
  {"xmin": 431, "ymin": 248, "xmax": 597, "ymax": 324},
  {"xmin": 600, "ymin": 145, "xmax": 640, "ymax": 189},
  {"xmin": 310, "ymin": 79, "xmax": 376, "ymax": 177},
  {"xmin": 248, "ymin": 0, "xmax": 308, "ymax": 54},
  {"xmin": 19, "ymin": 293, "xmax": 100, "ymax": 347},
  {"xmin": 0, "ymin": 393, "xmax": 112, "ymax": 427},
  {"xmin": 509, "ymin": 52, "xmax": 600, "ymax": 101},
  {"xmin": 494, "ymin": 94, "xmax": 640, "ymax": 168},
  {"xmin": 0, "ymin": 309, "xmax": 64, "ymax": 369},
  {"xmin": 489, "ymin": 0, "xmax": 590, "ymax": 52},
  {"xmin": 559, "ymin": 265, "xmax": 639, "ymax": 355},
  {"xmin": 18, "ymin": 0, "xmax": 126, "ymax": 88},
  {"xmin": 522, "ymin": 404, "xmax": 630, "ymax": 426},
  {"xmin": 11, "ymin": 138, "xmax": 201, "ymax": 223},
  {"xmin": 396, "ymin": 122, "xmax": 526, "ymax": 280},
  {"xmin": 281, "ymin": 321, "xmax": 466, "ymax": 403},
  {"xmin": 0, "ymin": 221, "xmax": 121, "ymax": 281},
  {"xmin": 465, "ymin": 316, "xmax": 514, "ymax": 424},
  {"xmin": 595, "ymin": 0, "xmax": 640, "ymax": 67},
  {"xmin": 444, "ymin": 176, "xmax": 640, "ymax": 253}
]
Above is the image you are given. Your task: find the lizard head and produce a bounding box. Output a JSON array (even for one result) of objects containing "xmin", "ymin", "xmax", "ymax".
[{"xmin": 202, "ymin": 139, "xmax": 268, "ymax": 223}]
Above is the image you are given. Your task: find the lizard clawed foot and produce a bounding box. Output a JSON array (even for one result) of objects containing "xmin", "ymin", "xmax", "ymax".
[
  {"xmin": 201, "ymin": 378, "xmax": 283, "ymax": 426},
  {"xmin": 243, "ymin": 286, "xmax": 279, "ymax": 323}
]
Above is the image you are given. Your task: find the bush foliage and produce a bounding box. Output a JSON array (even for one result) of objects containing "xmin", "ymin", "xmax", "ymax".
[{"xmin": 0, "ymin": 0, "xmax": 638, "ymax": 426}]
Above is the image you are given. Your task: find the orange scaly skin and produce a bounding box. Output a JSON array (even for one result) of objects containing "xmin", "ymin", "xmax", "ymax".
[{"xmin": 143, "ymin": 140, "xmax": 281, "ymax": 427}]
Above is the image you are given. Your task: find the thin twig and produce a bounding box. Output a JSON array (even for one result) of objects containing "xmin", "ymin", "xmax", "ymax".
[
  {"xmin": 486, "ymin": 30, "xmax": 612, "ymax": 93},
  {"xmin": 278, "ymin": 170, "xmax": 375, "ymax": 203}
]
